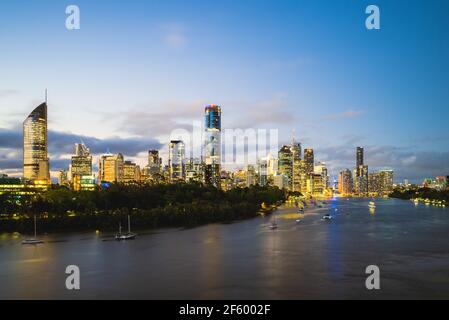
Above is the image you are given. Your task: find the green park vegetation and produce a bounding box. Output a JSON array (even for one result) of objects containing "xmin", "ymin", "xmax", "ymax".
[
  {"xmin": 0, "ymin": 183, "xmax": 285, "ymax": 233},
  {"xmin": 390, "ymin": 187, "xmax": 449, "ymax": 204}
]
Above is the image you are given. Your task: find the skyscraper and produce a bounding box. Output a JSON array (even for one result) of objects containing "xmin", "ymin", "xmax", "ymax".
[
  {"xmin": 338, "ymin": 169, "xmax": 353, "ymax": 195},
  {"xmin": 355, "ymin": 147, "xmax": 368, "ymax": 195},
  {"xmin": 71, "ymin": 143, "xmax": 93, "ymax": 191},
  {"xmin": 291, "ymin": 139, "xmax": 302, "ymax": 193},
  {"xmin": 204, "ymin": 105, "xmax": 222, "ymax": 188},
  {"xmin": 356, "ymin": 147, "xmax": 364, "ymax": 168},
  {"xmin": 304, "ymin": 148, "xmax": 314, "ymax": 175},
  {"xmin": 23, "ymin": 102, "xmax": 50, "ymax": 183},
  {"xmin": 278, "ymin": 145, "xmax": 293, "ymax": 190},
  {"xmin": 98, "ymin": 153, "xmax": 124, "ymax": 183},
  {"xmin": 123, "ymin": 161, "xmax": 140, "ymax": 184},
  {"xmin": 169, "ymin": 140, "xmax": 185, "ymax": 182}
]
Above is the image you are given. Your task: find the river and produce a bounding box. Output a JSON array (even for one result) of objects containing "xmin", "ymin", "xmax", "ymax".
[{"xmin": 1, "ymin": 198, "xmax": 448, "ymax": 299}]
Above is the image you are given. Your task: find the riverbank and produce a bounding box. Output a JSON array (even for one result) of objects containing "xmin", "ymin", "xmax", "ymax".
[
  {"xmin": 389, "ymin": 187, "xmax": 449, "ymax": 206},
  {"xmin": 0, "ymin": 184, "xmax": 285, "ymax": 234}
]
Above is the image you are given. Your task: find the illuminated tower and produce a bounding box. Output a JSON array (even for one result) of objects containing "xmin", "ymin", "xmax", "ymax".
[
  {"xmin": 71, "ymin": 143, "xmax": 93, "ymax": 191},
  {"xmin": 204, "ymin": 105, "xmax": 221, "ymax": 188},
  {"xmin": 291, "ymin": 134, "xmax": 301, "ymax": 193},
  {"xmin": 98, "ymin": 153, "xmax": 124, "ymax": 184},
  {"xmin": 278, "ymin": 145, "xmax": 292, "ymax": 190},
  {"xmin": 169, "ymin": 140, "xmax": 185, "ymax": 182},
  {"xmin": 304, "ymin": 148, "xmax": 314, "ymax": 175},
  {"xmin": 356, "ymin": 147, "xmax": 364, "ymax": 168},
  {"xmin": 23, "ymin": 100, "xmax": 50, "ymax": 183}
]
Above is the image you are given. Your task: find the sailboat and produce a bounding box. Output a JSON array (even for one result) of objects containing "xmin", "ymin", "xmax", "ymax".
[
  {"xmin": 22, "ymin": 215, "xmax": 44, "ymax": 245},
  {"xmin": 115, "ymin": 215, "xmax": 137, "ymax": 240},
  {"xmin": 369, "ymin": 201, "xmax": 376, "ymax": 209}
]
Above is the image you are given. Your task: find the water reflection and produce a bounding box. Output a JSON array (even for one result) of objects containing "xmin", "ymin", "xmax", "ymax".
[{"xmin": 0, "ymin": 198, "xmax": 449, "ymax": 299}]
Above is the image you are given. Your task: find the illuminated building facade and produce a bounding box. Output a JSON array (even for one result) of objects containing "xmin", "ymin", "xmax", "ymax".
[
  {"xmin": 0, "ymin": 175, "xmax": 49, "ymax": 195},
  {"xmin": 314, "ymin": 162, "xmax": 329, "ymax": 190},
  {"xmin": 245, "ymin": 165, "xmax": 256, "ymax": 187},
  {"xmin": 291, "ymin": 141, "xmax": 302, "ymax": 193},
  {"xmin": 71, "ymin": 143, "xmax": 93, "ymax": 191},
  {"xmin": 185, "ymin": 158, "xmax": 203, "ymax": 183},
  {"xmin": 303, "ymin": 148, "xmax": 314, "ymax": 175},
  {"xmin": 278, "ymin": 145, "xmax": 292, "ymax": 190},
  {"xmin": 204, "ymin": 105, "xmax": 222, "ymax": 188},
  {"xmin": 169, "ymin": 140, "xmax": 185, "ymax": 182},
  {"xmin": 123, "ymin": 161, "xmax": 141, "ymax": 184},
  {"xmin": 338, "ymin": 169, "xmax": 353, "ymax": 195},
  {"xmin": 354, "ymin": 147, "xmax": 368, "ymax": 195},
  {"xmin": 258, "ymin": 157, "xmax": 268, "ymax": 186},
  {"xmin": 99, "ymin": 153, "xmax": 124, "ymax": 183},
  {"xmin": 23, "ymin": 102, "xmax": 50, "ymax": 184}
]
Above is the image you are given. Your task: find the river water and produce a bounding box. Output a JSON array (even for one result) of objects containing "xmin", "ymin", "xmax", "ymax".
[{"xmin": 0, "ymin": 198, "xmax": 448, "ymax": 299}]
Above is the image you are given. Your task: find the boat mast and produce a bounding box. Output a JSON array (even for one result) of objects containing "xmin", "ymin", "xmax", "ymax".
[
  {"xmin": 34, "ymin": 215, "xmax": 37, "ymax": 238},
  {"xmin": 128, "ymin": 215, "xmax": 131, "ymax": 233}
]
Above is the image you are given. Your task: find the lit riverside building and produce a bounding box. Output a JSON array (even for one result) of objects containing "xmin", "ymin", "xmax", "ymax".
[
  {"xmin": 23, "ymin": 102, "xmax": 50, "ymax": 184},
  {"xmin": 354, "ymin": 147, "xmax": 368, "ymax": 195},
  {"xmin": 204, "ymin": 105, "xmax": 221, "ymax": 188}
]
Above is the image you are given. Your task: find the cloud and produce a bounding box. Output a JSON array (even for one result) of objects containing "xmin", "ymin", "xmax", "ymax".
[
  {"xmin": 0, "ymin": 127, "xmax": 163, "ymax": 172},
  {"xmin": 316, "ymin": 143, "xmax": 449, "ymax": 183},
  {"xmin": 322, "ymin": 109, "xmax": 364, "ymax": 121}
]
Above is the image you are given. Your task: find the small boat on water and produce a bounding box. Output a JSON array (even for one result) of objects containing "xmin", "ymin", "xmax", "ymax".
[
  {"xmin": 322, "ymin": 214, "xmax": 333, "ymax": 220},
  {"xmin": 298, "ymin": 207, "xmax": 304, "ymax": 213},
  {"xmin": 369, "ymin": 201, "xmax": 376, "ymax": 209},
  {"xmin": 295, "ymin": 219, "xmax": 302, "ymax": 224},
  {"xmin": 115, "ymin": 215, "xmax": 137, "ymax": 241},
  {"xmin": 22, "ymin": 215, "xmax": 44, "ymax": 245}
]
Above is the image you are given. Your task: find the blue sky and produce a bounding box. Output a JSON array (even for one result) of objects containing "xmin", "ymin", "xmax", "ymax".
[{"xmin": 1, "ymin": 0, "xmax": 448, "ymax": 182}]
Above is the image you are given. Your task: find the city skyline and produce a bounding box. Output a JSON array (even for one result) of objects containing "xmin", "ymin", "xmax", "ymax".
[{"xmin": 1, "ymin": 0, "xmax": 449, "ymax": 182}]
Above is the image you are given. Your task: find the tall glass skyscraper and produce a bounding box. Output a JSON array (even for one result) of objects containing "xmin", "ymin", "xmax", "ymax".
[
  {"xmin": 23, "ymin": 102, "xmax": 50, "ymax": 183},
  {"xmin": 204, "ymin": 105, "xmax": 221, "ymax": 188},
  {"xmin": 204, "ymin": 105, "xmax": 221, "ymax": 163},
  {"xmin": 169, "ymin": 140, "xmax": 185, "ymax": 182}
]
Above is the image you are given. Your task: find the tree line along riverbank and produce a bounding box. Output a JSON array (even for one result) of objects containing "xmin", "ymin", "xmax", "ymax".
[
  {"xmin": 0, "ymin": 183, "xmax": 285, "ymax": 234},
  {"xmin": 389, "ymin": 187, "xmax": 449, "ymax": 204}
]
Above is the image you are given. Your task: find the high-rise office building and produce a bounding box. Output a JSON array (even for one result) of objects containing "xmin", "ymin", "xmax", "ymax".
[
  {"xmin": 71, "ymin": 143, "xmax": 92, "ymax": 176},
  {"xmin": 379, "ymin": 169, "xmax": 394, "ymax": 194},
  {"xmin": 354, "ymin": 147, "xmax": 368, "ymax": 195},
  {"xmin": 204, "ymin": 105, "xmax": 222, "ymax": 188},
  {"xmin": 291, "ymin": 140, "xmax": 302, "ymax": 193},
  {"xmin": 303, "ymin": 148, "xmax": 314, "ymax": 175},
  {"xmin": 98, "ymin": 153, "xmax": 124, "ymax": 184},
  {"xmin": 278, "ymin": 145, "xmax": 293, "ymax": 190},
  {"xmin": 338, "ymin": 169, "xmax": 353, "ymax": 195},
  {"xmin": 141, "ymin": 149, "xmax": 162, "ymax": 183},
  {"xmin": 314, "ymin": 161, "xmax": 329, "ymax": 190},
  {"xmin": 356, "ymin": 147, "xmax": 364, "ymax": 168},
  {"xmin": 122, "ymin": 161, "xmax": 140, "ymax": 184},
  {"xmin": 258, "ymin": 157, "xmax": 268, "ymax": 186},
  {"xmin": 169, "ymin": 140, "xmax": 185, "ymax": 182},
  {"xmin": 71, "ymin": 143, "xmax": 93, "ymax": 191},
  {"xmin": 246, "ymin": 164, "xmax": 256, "ymax": 187},
  {"xmin": 185, "ymin": 158, "xmax": 203, "ymax": 183},
  {"xmin": 23, "ymin": 102, "xmax": 50, "ymax": 183}
]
